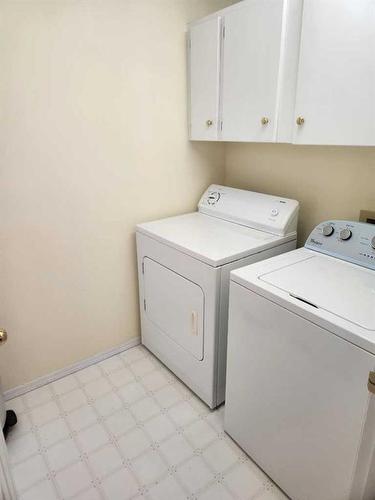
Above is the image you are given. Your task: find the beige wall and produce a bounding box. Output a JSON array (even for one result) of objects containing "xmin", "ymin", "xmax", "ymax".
[
  {"xmin": 0, "ymin": 0, "xmax": 228, "ymax": 391},
  {"xmin": 225, "ymin": 143, "xmax": 375, "ymax": 245}
]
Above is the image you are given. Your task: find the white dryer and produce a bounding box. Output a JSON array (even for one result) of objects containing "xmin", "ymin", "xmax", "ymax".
[
  {"xmin": 136, "ymin": 185, "xmax": 299, "ymax": 408},
  {"xmin": 225, "ymin": 220, "xmax": 375, "ymax": 500}
]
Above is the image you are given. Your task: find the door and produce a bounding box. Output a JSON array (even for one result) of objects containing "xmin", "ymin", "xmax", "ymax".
[
  {"xmin": 188, "ymin": 17, "xmax": 221, "ymax": 141},
  {"xmin": 0, "ymin": 332, "xmax": 16, "ymax": 500},
  {"xmin": 0, "ymin": 427, "xmax": 16, "ymax": 500},
  {"xmin": 143, "ymin": 258, "xmax": 204, "ymax": 360},
  {"xmin": 293, "ymin": 0, "xmax": 375, "ymax": 145},
  {"xmin": 221, "ymin": 0, "xmax": 285, "ymax": 142},
  {"xmin": 225, "ymin": 283, "xmax": 375, "ymax": 500}
]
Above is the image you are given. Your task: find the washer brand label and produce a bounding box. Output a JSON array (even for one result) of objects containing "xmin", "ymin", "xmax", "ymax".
[{"xmin": 310, "ymin": 238, "xmax": 323, "ymax": 246}]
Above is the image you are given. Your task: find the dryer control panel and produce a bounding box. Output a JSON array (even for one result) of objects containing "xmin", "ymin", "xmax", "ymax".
[
  {"xmin": 305, "ymin": 220, "xmax": 375, "ymax": 270},
  {"xmin": 198, "ymin": 185, "xmax": 299, "ymax": 237}
]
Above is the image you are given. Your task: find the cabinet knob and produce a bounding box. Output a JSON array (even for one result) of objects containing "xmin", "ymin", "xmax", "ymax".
[
  {"xmin": 206, "ymin": 119, "xmax": 213, "ymax": 127},
  {"xmin": 0, "ymin": 329, "xmax": 8, "ymax": 344},
  {"xmin": 261, "ymin": 117, "xmax": 269, "ymax": 125},
  {"xmin": 296, "ymin": 116, "xmax": 305, "ymax": 126}
]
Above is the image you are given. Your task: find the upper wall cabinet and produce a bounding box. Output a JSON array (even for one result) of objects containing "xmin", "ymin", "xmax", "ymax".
[
  {"xmin": 188, "ymin": 0, "xmax": 374, "ymax": 146},
  {"xmin": 188, "ymin": 17, "xmax": 222, "ymax": 141},
  {"xmin": 293, "ymin": 0, "xmax": 375, "ymax": 146},
  {"xmin": 221, "ymin": 0, "xmax": 299, "ymax": 142},
  {"xmin": 187, "ymin": 0, "xmax": 302, "ymax": 143}
]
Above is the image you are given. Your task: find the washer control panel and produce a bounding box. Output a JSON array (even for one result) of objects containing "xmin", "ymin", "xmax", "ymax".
[{"xmin": 305, "ymin": 220, "xmax": 375, "ymax": 270}]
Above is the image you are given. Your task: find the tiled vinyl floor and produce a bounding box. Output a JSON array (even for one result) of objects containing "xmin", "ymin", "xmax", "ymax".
[{"xmin": 6, "ymin": 345, "xmax": 288, "ymax": 500}]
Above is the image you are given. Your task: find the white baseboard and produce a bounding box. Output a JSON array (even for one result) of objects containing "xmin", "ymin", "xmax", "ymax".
[{"xmin": 4, "ymin": 336, "xmax": 141, "ymax": 401}]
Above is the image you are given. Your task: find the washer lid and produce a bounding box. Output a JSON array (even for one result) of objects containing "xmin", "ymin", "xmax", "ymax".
[
  {"xmin": 136, "ymin": 212, "xmax": 293, "ymax": 267},
  {"xmin": 260, "ymin": 255, "xmax": 375, "ymax": 331}
]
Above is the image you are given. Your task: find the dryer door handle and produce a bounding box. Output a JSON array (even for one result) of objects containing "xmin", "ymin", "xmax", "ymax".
[{"xmin": 191, "ymin": 311, "xmax": 198, "ymax": 336}]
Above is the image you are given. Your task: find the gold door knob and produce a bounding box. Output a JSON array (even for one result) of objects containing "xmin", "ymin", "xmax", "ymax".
[
  {"xmin": 369, "ymin": 371, "xmax": 375, "ymax": 395},
  {"xmin": 206, "ymin": 119, "xmax": 213, "ymax": 127},
  {"xmin": 0, "ymin": 329, "xmax": 8, "ymax": 344},
  {"xmin": 296, "ymin": 116, "xmax": 305, "ymax": 126},
  {"xmin": 261, "ymin": 117, "xmax": 269, "ymax": 125}
]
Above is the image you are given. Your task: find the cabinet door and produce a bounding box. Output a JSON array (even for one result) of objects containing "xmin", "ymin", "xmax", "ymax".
[
  {"xmin": 221, "ymin": 0, "xmax": 285, "ymax": 142},
  {"xmin": 188, "ymin": 17, "xmax": 221, "ymax": 141},
  {"xmin": 293, "ymin": 0, "xmax": 375, "ymax": 145}
]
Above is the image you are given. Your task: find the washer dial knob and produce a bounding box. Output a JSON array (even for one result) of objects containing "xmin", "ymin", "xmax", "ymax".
[
  {"xmin": 371, "ymin": 236, "xmax": 375, "ymax": 250},
  {"xmin": 322, "ymin": 224, "xmax": 334, "ymax": 237},
  {"xmin": 340, "ymin": 228, "xmax": 352, "ymax": 241}
]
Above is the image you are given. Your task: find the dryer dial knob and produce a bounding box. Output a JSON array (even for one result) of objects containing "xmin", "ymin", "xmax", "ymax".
[
  {"xmin": 340, "ymin": 228, "xmax": 352, "ymax": 241},
  {"xmin": 322, "ymin": 224, "xmax": 334, "ymax": 237},
  {"xmin": 207, "ymin": 192, "xmax": 220, "ymax": 205},
  {"xmin": 371, "ymin": 236, "xmax": 375, "ymax": 250}
]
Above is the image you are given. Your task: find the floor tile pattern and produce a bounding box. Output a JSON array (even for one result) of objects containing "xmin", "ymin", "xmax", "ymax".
[{"xmin": 6, "ymin": 346, "xmax": 288, "ymax": 500}]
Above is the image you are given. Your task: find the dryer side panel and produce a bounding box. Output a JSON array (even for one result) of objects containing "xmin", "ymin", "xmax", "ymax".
[{"xmin": 216, "ymin": 239, "xmax": 297, "ymax": 405}]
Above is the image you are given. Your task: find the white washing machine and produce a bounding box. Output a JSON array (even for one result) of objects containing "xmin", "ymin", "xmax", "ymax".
[
  {"xmin": 225, "ymin": 220, "xmax": 375, "ymax": 500},
  {"xmin": 136, "ymin": 185, "xmax": 299, "ymax": 408}
]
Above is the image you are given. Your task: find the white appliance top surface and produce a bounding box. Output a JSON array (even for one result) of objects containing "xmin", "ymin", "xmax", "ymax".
[
  {"xmin": 137, "ymin": 212, "xmax": 293, "ymax": 267},
  {"xmin": 231, "ymin": 248, "xmax": 375, "ymax": 352}
]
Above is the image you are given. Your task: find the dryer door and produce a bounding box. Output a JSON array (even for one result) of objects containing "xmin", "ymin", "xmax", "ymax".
[{"xmin": 143, "ymin": 258, "xmax": 204, "ymax": 361}]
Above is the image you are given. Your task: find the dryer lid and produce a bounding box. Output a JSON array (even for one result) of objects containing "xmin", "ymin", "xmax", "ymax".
[
  {"xmin": 259, "ymin": 255, "xmax": 375, "ymax": 331},
  {"xmin": 137, "ymin": 212, "xmax": 293, "ymax": 267}
]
